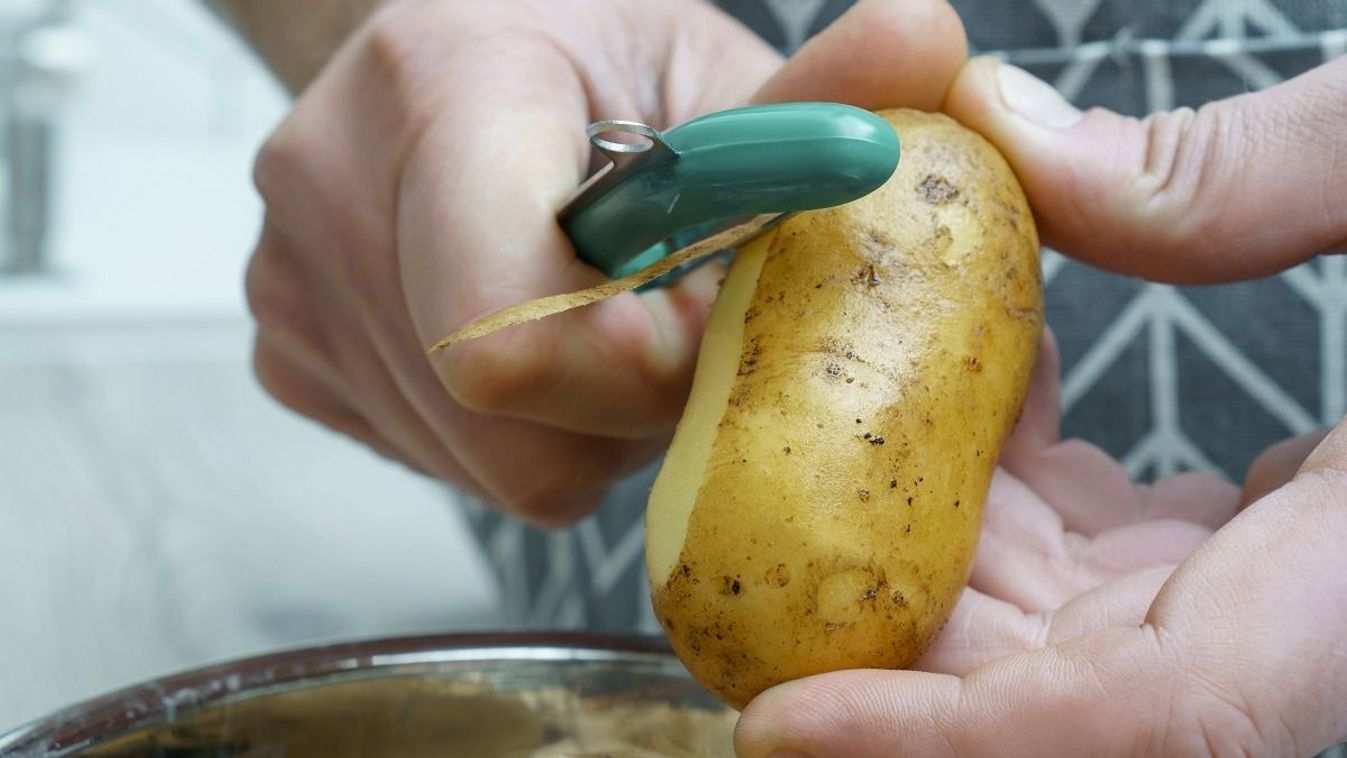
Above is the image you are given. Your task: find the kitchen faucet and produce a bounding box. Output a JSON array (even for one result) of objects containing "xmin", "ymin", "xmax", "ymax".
[{"xmin": 1, "ymin": 0, "xmax": 86, "ymax": 276}]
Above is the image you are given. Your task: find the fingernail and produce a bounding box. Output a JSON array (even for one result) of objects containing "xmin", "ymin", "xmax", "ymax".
[{"xmin": 997, "ymin": 63, "xmax": 1082, "ymax": 129}]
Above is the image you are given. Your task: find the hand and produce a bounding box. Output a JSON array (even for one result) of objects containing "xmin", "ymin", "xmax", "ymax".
[
  {"xmin": 941, "ymin": 54, "xmax": 1347, "ymax": 283},
  {"xmin": 734, "ymin": 56, "xmax": 1347, "ymax": 757},
  {"xmin": 736, "ymin": 329, "xmax": 1347, "ymax": 757},
  {"xmin": 244, "ymin": 0, "xmax": 966, "ymax": 525}
]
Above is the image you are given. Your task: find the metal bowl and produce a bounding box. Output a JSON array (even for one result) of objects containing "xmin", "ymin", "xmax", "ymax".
[{"xmin": 0, "ymin": 633, "xmax": 737, "ymax": 757}]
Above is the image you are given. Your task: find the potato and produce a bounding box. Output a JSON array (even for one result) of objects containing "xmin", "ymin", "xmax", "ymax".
[{"xmin": 644, "ymin": 108, "xmax": 1043, "ymax": 710}]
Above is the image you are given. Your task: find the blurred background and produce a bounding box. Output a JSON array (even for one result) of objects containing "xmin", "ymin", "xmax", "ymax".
[{"xmin": 0, "ymin": 0, "xmax": 501, "ymax": 731}]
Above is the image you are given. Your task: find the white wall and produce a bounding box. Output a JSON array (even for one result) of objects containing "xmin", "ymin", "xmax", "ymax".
[{"xmin": 0, "ymin": 1, "xmax": 503, "ymax": 733}]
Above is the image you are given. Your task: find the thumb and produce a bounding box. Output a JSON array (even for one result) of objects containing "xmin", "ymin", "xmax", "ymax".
[
  {"xmin": 944, "ymin": 55, "xmax": 1347, "ymax": 283},
  {"xmin": 753, "ymin": 0, "xmax": 967, "ymax": 110}
]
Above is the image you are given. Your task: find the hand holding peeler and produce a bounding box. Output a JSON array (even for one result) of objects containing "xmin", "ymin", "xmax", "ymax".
[
  {"xmin": 429, "ymin": 104, "xmax": 899, "ymax": 352},
  {"xmin": 558, "ymin": 102, "xmax": 901, "ymax": 280}
]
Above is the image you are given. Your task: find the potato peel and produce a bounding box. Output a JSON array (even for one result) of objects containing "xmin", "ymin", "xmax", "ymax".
[{"xmin": 426, "ymin": 213, "xmax": 781, "ymax": 354}]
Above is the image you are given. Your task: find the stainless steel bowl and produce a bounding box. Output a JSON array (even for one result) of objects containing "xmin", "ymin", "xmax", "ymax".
[{"xmin": 0, "ymin": 633, "xmax": 737, "ymax": 757}]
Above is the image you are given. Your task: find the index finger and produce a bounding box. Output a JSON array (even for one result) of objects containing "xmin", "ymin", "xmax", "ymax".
[{"xmin": 403, "ymin": 7, "xmax": 777, "ymax": 440}]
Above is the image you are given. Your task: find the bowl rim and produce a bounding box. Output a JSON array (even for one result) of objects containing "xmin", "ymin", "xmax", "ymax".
[{"xmin": 0, "ymin": 631, "xmax": 677, "ymax": 757}]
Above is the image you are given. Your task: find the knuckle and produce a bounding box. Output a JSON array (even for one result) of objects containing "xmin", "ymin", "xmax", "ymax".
[
  {"xmin": 1136, "ymin": 108, "xmax": 1202, "ymax": 215},
  {"xmin": 360, "ymin": 2, "xmax": 541, "ymax": 145},
  {"xmin": 363, "ymin": 5, "xmax": 423, "ymax": 81},
  {"xmin": 1131, "ymin": 104, "xmax": 1237, "ymax": 255},
  {"xmin": 324, "ymin": 10, "xmax": 442, "ymax": 174},
  {"xmin": 360, "ymin": 2, "xmax": 464, "ymax": 112},
  {"xmin": 251, "ymin": 340, "xmax": 308, "ymax": 417},
  {"xmin": 251, "ymin": 5, "xmax": 454, "ymax": 216},
  {"xmin": 244, "ymin": 236, "xmax": 331, "ymax": 364},
  {"xmin": 434, "ymin": 330, "xmax": 559, "ymax": 416},
  {"xmin": 1136, "ymin": 106, "xmax": 1199, "ymax": 202},
  {"xmin": 481, "ymin": 440, "xmax": 637, "ymax": 527},
  {"xmin": 243, "ymin": 251, "xmax": 274, "ymax": 323},
  {"xmin": 243, "ymin": 237, "xmax": 287, "ymax": 328},
  {"xmin": 251, "ymin": 116, "xmax": 315, "ymax": 217},
  {"xmin": 494, "ymin": 473, "xmax": 606, "ymax": 528},
  {"xmin": 251, "ymin": 133, "xmax": 295, "ymax": 211}
]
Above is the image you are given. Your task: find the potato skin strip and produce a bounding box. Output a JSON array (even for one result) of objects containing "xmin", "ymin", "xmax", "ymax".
[{"xmin": 427, "ymin": 214, "xmax": 780, "ymax": 353}]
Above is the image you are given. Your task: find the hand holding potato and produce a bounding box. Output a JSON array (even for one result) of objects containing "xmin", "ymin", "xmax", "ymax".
[
  {"xmin": 738, "ymin": 344, "xmax": 1347, "ymax": 757},
  {"xmin": 734, "ymin": 55, "xmax": 1347, "ymax": 758}
]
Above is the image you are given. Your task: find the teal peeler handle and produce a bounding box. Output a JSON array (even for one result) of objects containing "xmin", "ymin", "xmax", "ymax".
[{"xmin": 558, "ymin": 102, "xmax": 900, "ymax": 279}]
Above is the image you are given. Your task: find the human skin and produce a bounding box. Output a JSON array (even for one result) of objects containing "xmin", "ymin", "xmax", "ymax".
[{"xmin": 216, "ymin": 0, "xmax": 966, "ymax": 525}]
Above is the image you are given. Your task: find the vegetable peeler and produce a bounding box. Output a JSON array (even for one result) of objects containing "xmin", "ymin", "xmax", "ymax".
[{"xmin": 558, "ymin": 102, "xmax": 900, "ymax": 280}]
